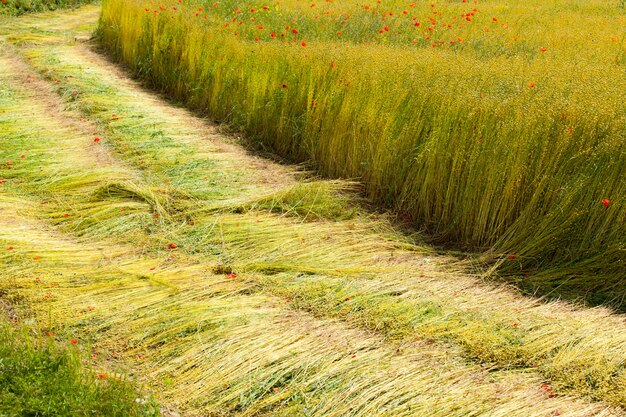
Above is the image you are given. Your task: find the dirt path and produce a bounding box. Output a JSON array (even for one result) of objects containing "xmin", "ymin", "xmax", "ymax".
[{"xmin": 1, "ymin": 5, "xmax": 625, "ymax": 416}]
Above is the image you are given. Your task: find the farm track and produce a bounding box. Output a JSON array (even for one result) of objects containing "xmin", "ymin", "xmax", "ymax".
[{"xmin": 0, "ymin": 5, "xmax": 625, "ymax": 416}]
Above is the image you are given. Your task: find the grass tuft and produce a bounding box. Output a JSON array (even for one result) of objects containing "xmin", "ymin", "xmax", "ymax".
[{"xmin": 0, "ymin": 321, "xmax": 159, "ymax": 417}]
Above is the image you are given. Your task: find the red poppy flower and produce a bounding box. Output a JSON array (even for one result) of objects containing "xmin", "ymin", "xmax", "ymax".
[
  {"xmin": 93, "ymin": 137, "xmax": 101, "ymax": 143},
  {"xmin": 71, "ymin": 339, "xmax": 78, "ymax": 345},
  {"xmin": 227, "ymin": 273, "xmax": 237, "ymax": 279},
  {"xmin": 602, "ymin": 199, "xmax": 610, "ymax": 207},
  {"xmin": 168, "ymin": 243, "xmax": 177, "ymax": 249},
  {"xmin": 540, "ymin": 383, "xmax": 554, "ymax": 393},
  {"xmin": 507, "ymin": 253, "xmax": 517, "ymax": 260},
  {"xmin": 98, "ymin": 373, "xmax": 108, "ymax": 379},
  {"xmin": 7, "ymin": 246, "xmax": 13, "ymax": 250}
]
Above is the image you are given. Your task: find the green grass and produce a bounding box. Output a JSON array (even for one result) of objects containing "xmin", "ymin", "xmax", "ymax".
[
  {"xmin": 96, "ymin": 0, "xmax": 626, "ymax": 307},
  {"xmin": 0, "ymin": 0, "xmax": 95, "ymax": 16},
  {"xmin": 0, "ymin": 321, "xmax": 159, "ymax": 416}
]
